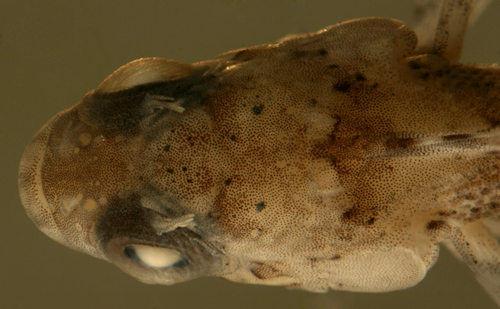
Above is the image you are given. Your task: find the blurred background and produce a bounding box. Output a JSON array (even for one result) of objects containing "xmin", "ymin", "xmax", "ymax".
[{"xmin": 1, "ymin": 0, "xmax": 500, "ymax": 308}]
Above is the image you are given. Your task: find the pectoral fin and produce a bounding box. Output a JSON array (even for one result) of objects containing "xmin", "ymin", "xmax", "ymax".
[
  {"xmin": 413, "ymin": 0, "xmax": 492, "ymax": 62},
  {"xmin": 445, "ymin": 221, "xmax": 500, "ymax": 306}
]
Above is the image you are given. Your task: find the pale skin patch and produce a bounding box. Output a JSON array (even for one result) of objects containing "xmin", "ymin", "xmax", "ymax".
[
  {"xmin": 75, "ymin": 222, "xmax": 83, "ymax": 232},
  {"xmin": 83, "ymin": 199, "xmax": 97, "ymax": 212},
  {"xmin": 114, "ymin": 136, "xmax": 126, "ymax": 143},
  {"xmin": 60, "ymin": 194, "xmax": 83, "ymax": 214},
  {"xmin": 92, "ymin": 136, "xmax": 104, "ymax": 144},
  {"xmin": 78, "ymin": 133, "xmax": 92, "ymax": 146},
  {"xmin": 98, "ymin": 197, "xmax": 107, "ymax": 205},
  {"xmin": 275, "ymin": 160, "xmax": 286, "ymax": 169}
]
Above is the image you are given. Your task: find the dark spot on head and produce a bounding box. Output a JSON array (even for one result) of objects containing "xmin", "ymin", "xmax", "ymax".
[
  {"xmin": 386, "ymin": 137, "xmax": 415, "ymax": 149},
  {"xmin": 232, "ymin": 214, "xmax": 236, "ymax": 219},
  {"xmin": 167, "ymin": 168, "xmax": 174, "ymax": 174},
  {"xmin": 329, "ymin": 156, "xmax": 338, "ymax": 167},
  {"xmin": 252, "ymin": 104, "xmax": 264, "ymax": 115},
  {"xmin": 408, "ymin": 60, "xmax": 423, "ymax": 70},
  {"xmin": 420, "ymin": 72, "xmax": 429, "ymax": 79},
  {"xmin": 355, "ymin": 72, "xmax": 366, "ymax": 82},
  {"xmin": 225, "ymin": 178, "xmax": 232, "ymax": 186},
  {"xmin": 485, "ymin": 81, "xmax": 495, "ymax": 88},
  {"xmin": 426, "ymin": 220, "xmax": 445, "ymax": 230},
  {"xmin": 233, "ymin": 49, "xmax": 251, "ymax": 61},
  {"xmin": 471, "ymin": 207, "xmax": 481, "ymax": 213},
  {"xmin": 328, "ymin": 131, "xmax": 336, "ymax": 142},
  {"xmin": 328, "ymin": 64, "xmax": 339, "ymax": 69},
  {"xmin": 330, "ymin": 254, "xmax": 341, "ymax": 260},
  {"xmin": 292, "ymin": 50, "xmax": 308, "ymax": 58},
  {"xmin": 371, "ymin": 82, "xmax": 379, "ymax": 88},
  {"xmin": 255, "ymin": 95, "xmax": 259, "ymax": 98},
  {"xmin": 293, "ymin": 49, "xmax": 327, "ymax": 59},
  {"xmin": 310, "ymin": 98, "xmax": 318, "ymax": 106},
  {"xmin": 256, "ymin": 202, "xmax": 265, "ymax": 212},
  {"xmin": 465, "ymin": 193, "xmax": 476, "ymax": 200},
  {"xmin": 409, "ymin": 63, "xmax": 421, "ymax": 70},
  {"xmin": 333, "ymin": 81, "xmax": 351, "ymax": 92},
  {"xmin": 318, "ymin": 49, "xmax": 328, "ymax": 56},
  {"xmin": 187, "ymin": 179, "xmax": 193, "ymax": 183},
  {"xmin": 397, "ymin": 137, "xmax": 415, "ymax": 148},
  {"xmin": 341, "ymin": 206, "xmax": 377, "ymax": 225},
  {"xmin": 442, "ymin": 134, "xmax": 472, "ymax": 141},
  {"xmin": 366, "ymin": 217, "xmax": 375, "ymax": 225},
  {"xmin": 163, "ymin": 145, "xmax": 170, "ymax": 151},
  {"xmin": 182, "ymin": 167, "xmax": 187, "ymax": 172},
  {"xmin": 490, "ymin": 119, "xmax": 500, "ymax": 129},
  {"xmin": 230, "ymin": 134, "xmax": 236, "ymax": 141},
  {"xmin": 342, "ymin": 208, "xmax": 355, "ymax": 221}
]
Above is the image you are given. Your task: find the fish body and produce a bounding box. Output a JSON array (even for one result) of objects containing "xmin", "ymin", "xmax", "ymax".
[{"xmin": 19, "ymin": 0, "xmax": 500, "ymax": 304}]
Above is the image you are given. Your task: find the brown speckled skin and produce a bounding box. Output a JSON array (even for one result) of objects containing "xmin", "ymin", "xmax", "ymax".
[{"xmin": 18, "ymin": 1, "xmax": 500, "ymax": 301}]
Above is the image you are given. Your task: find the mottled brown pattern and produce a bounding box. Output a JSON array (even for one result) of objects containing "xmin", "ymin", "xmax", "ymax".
[{"xmin": 18, "ymin": 0, "xmax": 500, "ymax": 305}]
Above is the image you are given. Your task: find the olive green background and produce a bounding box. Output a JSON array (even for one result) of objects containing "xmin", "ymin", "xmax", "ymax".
[{"xmin": 1, "ymin": 0, "xmax": 500, "ymax": 308}]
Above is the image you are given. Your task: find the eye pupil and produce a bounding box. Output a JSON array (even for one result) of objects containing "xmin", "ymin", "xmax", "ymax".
[
  {"xmin": 123, "ymin": 245, "xmax": 140, "ymax": 261},
  {"xmin": 172, "ymin": 257, "xmax": 189, "ymax": 268}
]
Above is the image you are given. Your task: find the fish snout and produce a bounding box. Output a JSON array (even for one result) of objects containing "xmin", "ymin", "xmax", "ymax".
[
  {"xmin": 18, "ymin": 108, "xmax": 113, "ymax": 260},
  {"xmin": 19, "ymin": 114, "xmax": 63, "ymax": 243}
]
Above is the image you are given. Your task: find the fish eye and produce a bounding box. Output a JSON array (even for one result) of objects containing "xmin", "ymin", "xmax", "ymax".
[{"xmin": 123, "ymin": 245, "xmax": 188, "ymax": 269}]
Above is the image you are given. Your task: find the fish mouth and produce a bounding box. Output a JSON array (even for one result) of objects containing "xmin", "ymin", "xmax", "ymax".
[{"xmin": 18, "ymin": 114, "xmax": 63, "ymax": 242}]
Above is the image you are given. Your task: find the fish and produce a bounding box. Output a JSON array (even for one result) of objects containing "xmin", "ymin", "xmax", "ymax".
[{"xmin": 18, "ymin": 0, "xmax": 500, "ymax": 305}]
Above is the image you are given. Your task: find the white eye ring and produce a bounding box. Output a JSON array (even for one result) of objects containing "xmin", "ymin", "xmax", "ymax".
[{"xmin": 125, "ymin": 245, "xmax": 184, "ymax": 268}]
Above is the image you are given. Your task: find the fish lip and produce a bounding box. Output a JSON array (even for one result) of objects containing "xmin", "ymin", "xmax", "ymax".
[{"xmin": 18, "ymin": 114, "xmax": 62, "ymax": 241}]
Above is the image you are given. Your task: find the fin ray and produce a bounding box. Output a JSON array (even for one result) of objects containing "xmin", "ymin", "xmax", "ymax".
[
  {"xmin": 413, "ymin": 0, "xmax": 492, "ymax": 62},
  {"xmin": 445, "ymin": 222, "xmax": 500, "ymax": 306}
]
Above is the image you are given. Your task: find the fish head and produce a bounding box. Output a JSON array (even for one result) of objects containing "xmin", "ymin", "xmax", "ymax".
[{"xmin": 18, "ymin": 57, "xmax": 228, "ymax": 284}]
